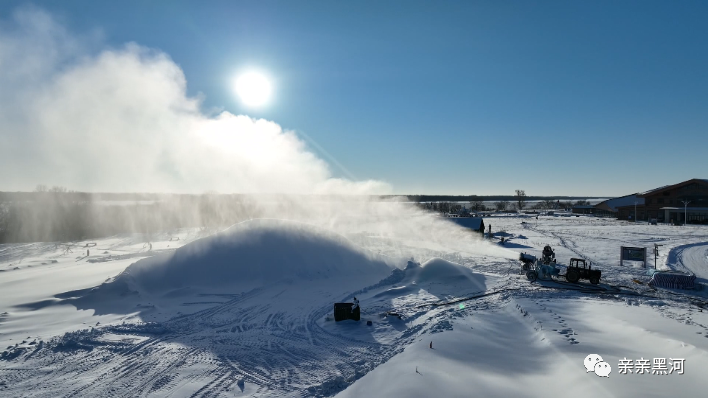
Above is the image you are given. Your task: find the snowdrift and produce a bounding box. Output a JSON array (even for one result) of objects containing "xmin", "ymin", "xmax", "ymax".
[
  {"xmin": 408, "ymin": 258, "xmax": 485, "ymax": 287},
  {"xmin": 115, "ymin": 219, "xmax": 395, "ymax": 293},
  {"xmin": 374, "ymin": 258, "xmax": 487, "ymax": 299}
]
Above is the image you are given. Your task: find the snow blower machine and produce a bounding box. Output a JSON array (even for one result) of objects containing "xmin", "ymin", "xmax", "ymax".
[
  {"xmin": 519, "ymin": 245, "xmax": 556, "ymax": 272},
  {"xmin": 520, "ymin": 247, "xmax": 601, "ymax": 285},
  {"xmin": 524, "ymin": 255, "xmax": 561, "ymax": 282}
]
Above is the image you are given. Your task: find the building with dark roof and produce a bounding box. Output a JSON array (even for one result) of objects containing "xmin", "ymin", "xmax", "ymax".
[
  {"xmin": 571, "ymin": 205, "xmax": 596, "ymax": 215},
  {"xmin": 616, "ymin": 178, "xmax": 708, "ymax": 223},
  {"xmin": 592, "ymin": 194, "xmax": 645, "ymax": 218}
]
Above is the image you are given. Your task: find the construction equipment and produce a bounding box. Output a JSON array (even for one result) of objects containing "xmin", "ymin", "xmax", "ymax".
[
  {"xmin": 522, "ymin": 247, "xmax": 601, "ymax": 285},
  {"xmin": 519, "ymin": 244, "xmax": 555, "ymax": 273},
  {"xmin": 519, "ymin": 252, "xmax": 536, "ymax": 271},
  {"xmin": 525, "ymin": 257, "xmax": 561, "ymax": 282},
  {"xmin": 565, "ymin": 258, "xmax": 601, "ymax": 285}
]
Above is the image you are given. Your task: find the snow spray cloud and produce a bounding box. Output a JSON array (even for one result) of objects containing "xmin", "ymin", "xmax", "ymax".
[
  {"xmin": 0, "ymin": 7, "xmax": 516, "ymax": 262},
  {"xmin": 0, "ymin": 7, "xmax": 388, "ymax": 195}
]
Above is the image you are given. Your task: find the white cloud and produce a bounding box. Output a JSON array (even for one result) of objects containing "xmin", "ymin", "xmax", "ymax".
[{"xmin": 0, "ymin": 7, "xmax": 391, "ymax": 195}]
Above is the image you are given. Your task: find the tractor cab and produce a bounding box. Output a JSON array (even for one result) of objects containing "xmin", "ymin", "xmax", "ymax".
[
  {"xmin": 566, "ymin": 258, "xmax": 601, "ymax": 285},
  {"xmin": 569, "ymin": 258, "xmax": 587, "ymax": 268}
]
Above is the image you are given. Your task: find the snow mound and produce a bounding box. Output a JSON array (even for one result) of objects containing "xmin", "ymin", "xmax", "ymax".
[
  {"xmin": 415, "ymin": 258, "xmax": 472, "ymax": 282},
  {"xmin": 372, "ymin": 258, "xmax": 488, "ymax": 299},
  {"xmin": 117, "ymin": 219, "xmax": 395, "ymax": 293},
  {"xmin": 409, "ymin": 258, "xmax": 484, "ymax": 286}
]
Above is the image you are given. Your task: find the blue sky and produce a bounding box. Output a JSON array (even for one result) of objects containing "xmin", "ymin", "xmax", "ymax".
[{"xmin": 1, "ymin": 1, "xmax": 707, "ymax": 196}]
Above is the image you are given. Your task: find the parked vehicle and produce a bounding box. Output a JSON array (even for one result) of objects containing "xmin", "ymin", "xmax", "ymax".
[
  {"xmin": 565, "ymin": 258, "xmax": 601, "ymax": 285},
  {"xmin": 523, "ymin": 251, "xmax": 601, "ymax": 285}
]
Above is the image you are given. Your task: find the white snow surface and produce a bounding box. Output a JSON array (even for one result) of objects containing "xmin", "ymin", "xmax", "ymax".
[{"xmin": 1, "ymin": 215, "xmax": 708, "ymax": 397}]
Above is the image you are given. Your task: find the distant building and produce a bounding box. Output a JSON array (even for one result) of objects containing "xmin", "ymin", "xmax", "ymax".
[
  {"xmin": 617, "ymin": 178, "xmax": 708, "ymax": 224},
  {"xmin": 595, "ymin": 194, "xmax": 644, "ymax": 218},
  {"xmin": 571, "ymin": 205, "xmax": 595, "ymax": 215}
]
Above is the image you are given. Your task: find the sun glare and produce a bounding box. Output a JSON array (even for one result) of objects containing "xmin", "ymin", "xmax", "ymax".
[{"xmin": 234, "ymin": 71, "xmax": 272, "ymax": 107}]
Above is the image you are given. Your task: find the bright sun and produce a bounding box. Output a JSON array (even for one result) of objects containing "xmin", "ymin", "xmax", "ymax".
[{"xmin": 234, "ymin": 71, "xmax": 272, "ymax": 107}]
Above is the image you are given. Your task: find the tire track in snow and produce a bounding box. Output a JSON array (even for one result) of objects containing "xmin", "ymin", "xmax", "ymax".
[{"xmin": 1, "ymin": 273, "xmax": 440, "ymax": 398}]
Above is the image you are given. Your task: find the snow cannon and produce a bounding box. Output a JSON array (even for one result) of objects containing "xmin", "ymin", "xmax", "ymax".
[
  {"xmin": 526, "ymin": 259, "xmax": 561, "ymax": 282},
  {"xmin": 519, "ymin": 252, "xmax": 536, "ymax": 271},
  {"xmin": 519, "ymin": 253, "xmax": 536, "ymax": 263}
]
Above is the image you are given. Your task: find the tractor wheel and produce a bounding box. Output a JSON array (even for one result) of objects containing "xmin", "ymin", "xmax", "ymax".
[
  {"xmin": 589, "ymin": 275, "xmax": 600, "ymax": 285},
  {"xmin": 526, "ymin": 270, "xmax": 538, "ymax": 282},
  {"xmin": 566, "ymin": 268, "xmax": 580, "ymax": 283}
]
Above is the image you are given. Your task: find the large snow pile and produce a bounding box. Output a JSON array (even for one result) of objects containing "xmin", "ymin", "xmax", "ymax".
[{"xmin": 116, "ymin": 219, "xmax": 396, "ymax": 293}]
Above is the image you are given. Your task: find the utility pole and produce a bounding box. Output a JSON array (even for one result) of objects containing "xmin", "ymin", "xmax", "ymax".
[
  {"xmin": 634, "ymin": 201, "xmax": 638, "ymax": 222},
  {"xmin": 681, "ymin": 200, "xmax": 691, "ymax": 226}
]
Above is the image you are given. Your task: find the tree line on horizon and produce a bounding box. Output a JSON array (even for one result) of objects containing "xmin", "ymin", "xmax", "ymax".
[
  {"xmin": 0, "ymin": 189, "xmax": 261, "ymax": 243},
  {"xmin": 418, "ymin": 189, "xmax": 591, "ymax": 213},
  {"xmin": 0, "ymin": 186, "xmax": 602, "ymax": 204},
  {"xmin": 0, "ymin": 187, "xmax": 596, "ymax": 243}
]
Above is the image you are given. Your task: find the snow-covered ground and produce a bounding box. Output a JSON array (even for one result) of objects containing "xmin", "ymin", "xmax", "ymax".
[{"xmin": 1, "ymin": 215, "xmax": 707, "ymax": 397}]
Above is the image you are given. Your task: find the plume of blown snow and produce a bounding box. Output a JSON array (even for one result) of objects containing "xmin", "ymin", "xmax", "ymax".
[
  {"xmin": 0, "ymin": 7, "xmax": 390, "ymax": 195},
  {"xmin": 0, "ymin": 6, "xmax": 516, "ymax": 263}
]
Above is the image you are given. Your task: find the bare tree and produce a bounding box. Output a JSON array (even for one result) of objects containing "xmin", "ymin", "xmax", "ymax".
[
  {"xmin": 469, "ymin": 200, "xmax": 484, "ymax": 212},
  {"xmin": 515, "ymin": 190, "xmax": 527, "ymax": 210},
  {"xmin": 34, "ymin": 184, "xmax": 48, "ymax": 192},
  {"xmin": 542, "ymin": 199, "xmax": 556, "ymax": 209},
  {"xmin": 0, "ymin": 204, "xmax": 8, "ymax": 239},
  {"xmin": 559, "ymin": 201, "xmax": 573, "ymax": 210},
  {"xmin": 494, "ymin": 200, "xmax": 509, "ymax": 211}
]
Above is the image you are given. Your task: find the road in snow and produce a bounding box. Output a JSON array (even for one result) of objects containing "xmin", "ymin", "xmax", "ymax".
[{"xmin": 668, "ymin": 242, "xmax": 708, "ymax": 284}]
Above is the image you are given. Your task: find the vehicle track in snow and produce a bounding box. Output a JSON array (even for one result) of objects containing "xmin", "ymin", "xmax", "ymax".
[
  {"xmin": 523, "ymin": 224, "xmax": 596, "ymax": 264},
  {"xmin": 0, "ymin": 278, "xmax": 427, "ymax": 398}
]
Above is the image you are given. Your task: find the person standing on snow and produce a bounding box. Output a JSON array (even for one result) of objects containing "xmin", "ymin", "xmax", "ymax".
[{"xmin": 351, "ymin": 297, "xmax": 359, "ymax": 312}]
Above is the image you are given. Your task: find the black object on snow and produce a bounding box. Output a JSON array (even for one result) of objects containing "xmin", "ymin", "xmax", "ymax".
[{"xmin": 333, "ymin": 303, "xmax": 360, "ymax": 322}]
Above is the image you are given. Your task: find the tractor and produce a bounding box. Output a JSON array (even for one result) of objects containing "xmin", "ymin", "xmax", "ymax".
[{"xmin": 565, "ymin": 258, "xmax": 601, "ymax": 285}]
